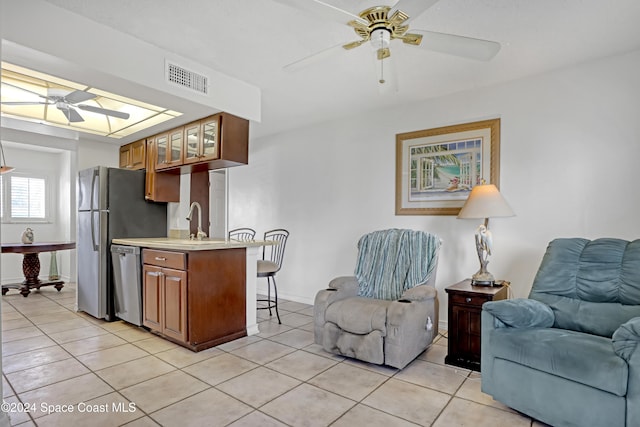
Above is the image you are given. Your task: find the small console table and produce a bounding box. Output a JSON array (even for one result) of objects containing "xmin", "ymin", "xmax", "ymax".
[
  {"xmin": 445, "ymin": 279, "xmax": 508, "ymax": 371},
  {"xmin": 1, "ymin": 242, "xmax": 76, "ymax": 297}
]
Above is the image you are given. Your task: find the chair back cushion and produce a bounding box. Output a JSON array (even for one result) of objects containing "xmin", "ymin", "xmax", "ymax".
[
  {"xmin": 529, "ymin": 238, "xmax": 640, "ymax": 337},
  {"xmin": 355, "ymin": 229, "xmax": 440, "ymax": 301}
]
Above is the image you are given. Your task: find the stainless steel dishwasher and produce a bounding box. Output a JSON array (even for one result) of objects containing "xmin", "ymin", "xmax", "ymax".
[{"xmin": 110, "ymin": 245, "xmax": 143, "ymax": 326}]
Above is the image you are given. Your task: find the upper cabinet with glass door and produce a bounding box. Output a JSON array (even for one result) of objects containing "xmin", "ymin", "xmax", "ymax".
[
  {"xmin": 155, "ymin": 128, "xmax": 184, "ymax": 170},
  {"xmin": 183, "ymin": 116, "xmax": 220, "ymax": 165}
]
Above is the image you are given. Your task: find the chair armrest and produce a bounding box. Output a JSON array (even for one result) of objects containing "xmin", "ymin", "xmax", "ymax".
[
  {"xmin": 313, "ymin": 276, "xmax": 359, "ymax": 344},
  {"xmin": 400, "ymin": 285, "xmax": 437, "ymax": 302},
  {"xmin": 327, "ymin": 276, "xmax": 359, "ymax": 295},
  {"xmin": 386, "ymin": 293, "xmax": 438, "ymax": 368},
  {"xmin": 613, "ymin": 317, "xmax": 640, "ymax": 361},
  {"xmin": 613, "ymin": 317, "xmax": 640, "ymax": 426},
  {"xmin": 482, "ymin": 299, "xmax": 555, "ymax": 329}
]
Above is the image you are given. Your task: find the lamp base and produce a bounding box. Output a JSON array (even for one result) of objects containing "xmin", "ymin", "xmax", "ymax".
[
  {"xmin": 470, "ymin": 278, "xmax": 496, "ymax": 287},
  {"xmin": 471, "ymin": 270, "xmax": 495, "ymax": 287}
]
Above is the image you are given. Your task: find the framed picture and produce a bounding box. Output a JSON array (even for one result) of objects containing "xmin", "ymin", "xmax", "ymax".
[{"xmin": 395, "ymin": 118, "xmax": 500, "ymax": 215}]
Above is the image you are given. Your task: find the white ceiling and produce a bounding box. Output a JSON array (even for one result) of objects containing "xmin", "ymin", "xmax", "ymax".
[{"xmin": 11, "ymin": 1, "xmax": 640, "ymax": 141}]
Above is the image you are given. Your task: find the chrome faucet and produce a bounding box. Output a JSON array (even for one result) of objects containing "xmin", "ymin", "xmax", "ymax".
[{"xmin": 186, "ymin": 202, "xmax": 207, "ymax": 240}]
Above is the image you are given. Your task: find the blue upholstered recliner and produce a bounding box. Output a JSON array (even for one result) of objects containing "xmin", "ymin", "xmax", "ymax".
[
  {"xmin": 482, "ymin": 238, "xmax": 640, "ymax": 427},
  {"xmin": 314, "ymin": 229, "xmax": 441, "ymax": 369}
]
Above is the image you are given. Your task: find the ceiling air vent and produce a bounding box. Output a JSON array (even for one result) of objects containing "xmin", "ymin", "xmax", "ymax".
[{"xmin": 166, "ymin": 61, "xmax": 208, "ymax": 95}]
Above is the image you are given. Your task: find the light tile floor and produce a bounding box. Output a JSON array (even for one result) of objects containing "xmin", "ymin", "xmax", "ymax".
[{"xmin": 1, "ymin": 284, "xmax": 549, "ymax": 426}]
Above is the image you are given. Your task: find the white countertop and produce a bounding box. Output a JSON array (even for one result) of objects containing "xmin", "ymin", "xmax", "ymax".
[{"xmin": 112, "ymin": 237, "xmax": 274, "ymax": 251}]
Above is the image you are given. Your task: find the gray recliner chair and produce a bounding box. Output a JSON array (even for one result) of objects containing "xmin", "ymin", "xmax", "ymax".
[{"xmin": 314, "ymin": 229, "xmax": 441, "ymax": 369}]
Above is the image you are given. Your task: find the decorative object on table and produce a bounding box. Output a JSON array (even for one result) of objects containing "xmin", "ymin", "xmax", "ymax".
[
  {"xmin": 48, "ymin": 251, "xmax": 60, "ymax": 281},
  {"xmin": 21, "ymin": 227, "xmax": 34, "ymax": 244},
  {"xmin": 395, "ymin": 118, "xmax": 501, "ymax": 215},
  {"xmin": 0, "ymin": 139, "xmax": 15, "ymax": 174},
  {"xmin": 457, "ymin": 183, "xmax": 514, "ymax": 286}
]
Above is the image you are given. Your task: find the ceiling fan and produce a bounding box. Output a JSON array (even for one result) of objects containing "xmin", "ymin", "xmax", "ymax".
[
  {"xmin": 276, "ymin": 0, "xmax": 501, "ymax": 83},
  {"xmin": 1, "ymin": 83, "xmax": 130, "ymax": 123}
]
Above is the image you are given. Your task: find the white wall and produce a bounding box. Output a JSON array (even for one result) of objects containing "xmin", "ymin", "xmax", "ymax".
[
  {"xmin": 77, "ymin": 140, "xmax": 118, "ymax": 171},
  {"xmin": 229, "ymin": 49, "xmax": 640, "ymax": 327},
  {"xmin": 0, "ymin": 146, "xmax": 74, "ymax": 283}
]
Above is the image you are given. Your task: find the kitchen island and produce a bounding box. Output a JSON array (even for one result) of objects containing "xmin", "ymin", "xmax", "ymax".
[{"xmin": 112, "ymin": 237, "xmax": 272, "ymax": 351}]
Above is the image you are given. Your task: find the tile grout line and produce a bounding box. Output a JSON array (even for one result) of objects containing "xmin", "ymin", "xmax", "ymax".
[{"xmin": 3, "ymin": 288, "xmax": 537, "ymax": 427}]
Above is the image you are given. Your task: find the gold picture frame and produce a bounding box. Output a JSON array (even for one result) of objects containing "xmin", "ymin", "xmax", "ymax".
[{"xmin": 395, "ymin": 118, "xmax": 501, "ymax": 216}]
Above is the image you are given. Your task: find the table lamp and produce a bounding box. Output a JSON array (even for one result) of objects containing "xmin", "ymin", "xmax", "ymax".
[{"xmin": 457, "ymin": 184, "xmax": 514, "ymax": 286}]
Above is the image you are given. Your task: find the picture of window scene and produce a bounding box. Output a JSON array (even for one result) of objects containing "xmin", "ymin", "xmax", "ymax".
[{"xmin": 409, "ymin": 138, "xmax": 483, "ymax": 201}]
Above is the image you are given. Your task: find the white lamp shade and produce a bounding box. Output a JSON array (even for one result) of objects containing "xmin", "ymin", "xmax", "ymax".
[{"xmin": 457, "ymin": 184, "xmax": 515, "ymax": 219}]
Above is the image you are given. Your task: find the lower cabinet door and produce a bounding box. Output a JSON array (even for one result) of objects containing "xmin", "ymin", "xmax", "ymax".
[
  {"xmin": 451, "ymin": 305, "xmax": 482, "ymax": 359},
  {"xmin": 162, "ymin": 268, "xmax": 188, "ymax": 343},
  {"xmin": 142, "ymin": 265, "xmax": 163, "ymax": 332}
]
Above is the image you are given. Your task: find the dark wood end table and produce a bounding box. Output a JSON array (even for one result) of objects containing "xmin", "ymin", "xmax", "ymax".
[
  {"xmin": 1, "ymin": 242, "xmax": 76, "ymax": 297},
  {"xmin": 444, "ymin": 279, "xmax": 509, "ymax": 371}
]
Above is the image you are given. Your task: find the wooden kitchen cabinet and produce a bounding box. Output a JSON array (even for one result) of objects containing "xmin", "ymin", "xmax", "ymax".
[
  {"xmin": 445, "ymin": 279, "xmax": 508, "ymax": 371},
  {"xmin": 142, "ymin": 251, "xmax": 188, "ymax": 343},
  {"xmin": 154, "ymin": 128, "xmax": 184, "ymax": 170},
  {"xmin": 145, "ymin": 139, "xmax": 180, "ymax": 202},
  {"xmin": 125, "ymin": 111, "xmax": 248, "ymax": 202},
  {"xmin": 119, "ymin": 139, "xmax": 146, "ymax": 170},
  {"xmin": 162, "ymin": 267, "xmax": 188, "ymax": 342},
  {"xmin": 142, "ymin": 247, "xmax": 247, "ymax": 351},
  {"xmin": 183, "ymin": 115, "xmax": 220, "ymax": 165},
  {"xmin": 170, "ymin": 112, "xmax": 248, "ymax": 173}
]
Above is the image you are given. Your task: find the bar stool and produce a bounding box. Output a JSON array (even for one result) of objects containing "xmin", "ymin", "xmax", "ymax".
[
  {"xmin": 257, "ymin": 229, "xmax": 289, "ymax": 324},
  {"xmin": 228, "ymin": 227, "xmax": 256, "ymax": 241}
]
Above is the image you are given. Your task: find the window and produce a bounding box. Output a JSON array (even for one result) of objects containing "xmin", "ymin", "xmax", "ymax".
[{"xmin": 1, "ymin": 172, "xmax": 51, "ymax": 222}]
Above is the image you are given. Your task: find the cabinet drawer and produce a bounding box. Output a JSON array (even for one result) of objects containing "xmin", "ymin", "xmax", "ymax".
[
  {"xmin": 143, "ymin": 249, "xmax": 186, "ymax": 270},
  {"xmin": 449, "ymin": 292, "xmax": 491, "ymax": 307}
]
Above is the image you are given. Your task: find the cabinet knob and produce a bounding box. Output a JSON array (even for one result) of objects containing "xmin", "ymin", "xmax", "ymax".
[
  {"xmin": 466, "ymin": 297, "xmax": 472, "ymax": 303},
  {"xmin": 155, "ymin": 257, "xmax": 167, "ymax": 261}
]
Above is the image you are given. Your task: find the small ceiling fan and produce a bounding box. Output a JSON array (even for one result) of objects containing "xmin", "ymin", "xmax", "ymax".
[
  {"xmin": 275, "ymin": 0, "xmax": 501, "ymax": 83},
  {"xmin": 1, "ymin": 83, "xmax": 130, "ymax": 123}
]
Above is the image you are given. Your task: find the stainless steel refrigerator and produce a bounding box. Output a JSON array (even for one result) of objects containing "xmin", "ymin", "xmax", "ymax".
[{"xmin": 77, "ymin": 166, "xmax": 167, "ymax": 321}]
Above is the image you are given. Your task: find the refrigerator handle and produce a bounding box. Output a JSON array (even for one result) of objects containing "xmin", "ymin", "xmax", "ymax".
[{"xmin": 91, "ymin": 169, "xmax": 99, "ymax": 251}]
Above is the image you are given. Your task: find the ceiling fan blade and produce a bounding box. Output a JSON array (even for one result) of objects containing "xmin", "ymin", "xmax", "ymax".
[
  {"xmin": 411, "ymin": 30, "xmax": 501, "ymax": 61},
  {"xmin": 57, "ymin": 105, "xmax": 84, "ymax": 122},
  {"xmin": 272, "ymin": 0, "xmax": 368, "ymax": 26},
  {"xmin": 77, "ymin": 104, "xmax": 130, "ymax": 119},
  {"xmin": 284, "ymin": 42, "xmax": 346, "ymax": 72},
  {"xmin": 389, "ymin": 0, "xmax": 440, "ymax": 25},
  {"xmin": 1, "ymin": 101, "xmax": 49, "ymax": 105},
  {"xmin": 2, "ymin": 82, "xmax": 49, "ymax": 99},
  {"xmin": 63, "ymin": 90, "xmax": 96, "ymax": 104}
]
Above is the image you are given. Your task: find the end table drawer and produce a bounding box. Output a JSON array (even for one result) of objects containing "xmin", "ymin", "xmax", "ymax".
[{"xmin": 449, "ymin": 293, "xmax": 491, "ymax": 308}]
